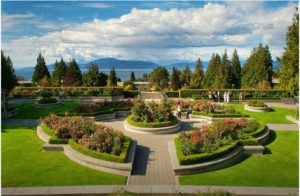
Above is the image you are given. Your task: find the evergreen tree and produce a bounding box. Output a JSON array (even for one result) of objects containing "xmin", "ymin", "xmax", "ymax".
[
  {"xmin": 278, "ymin": 8, "xmax": 299, "ymax": 95},
  {"xmin": 130, "ymin": 72, "xmax": 136, "ymax": 82},
  {"xmin": 1, "ymin": 51, "xmax": 17, "ymax": 93},
  {"xmin": 212, "ymin": 53, "xmax": 225, "ymax": 89},
  {"xmin": 82, "ymin": 63, "xmax": 101, "ymax": 86},
  {"xmin": 32, "ymin": 53, "xmax": 50, "ymax": 84},
  {"xmin": 231, "ymin": 49, "xmax": 242, "ymax": 88},
  {"xmin": 180, "ymin": 64, "xmax": 192, "ymax": 87},
  {"xmin": 64, "ymin": 59, "xmax": 82, "ymax": 86},
  {"xmin": 1, "ymin": 51, "xmax": 17, "ymax": 119},
  {"xmin": 203, "ymin": 53, "xmax": 217, "ymax": 88},
  {"xmin": 241, "ymin": 43, "xmax": 273, "ymax": 87},
  {"xmin": 170, "ymin": 67, "xmax": 181, "ymax": 90},
  {"xmin": 221, "ymin": 50, "xmax": 232, "ymax": 88},
  {"xmin": 190, "ymin": 58, "xmax": 204, "ymax": 88},
  {"xmin": 148, "ymin": 66, "xmax": 169, "ymax": 89},
  {"xmin": 108, "ymin": 67, "xmax": 118, "ymax": 86},
  {"xmin": 51, "ymin": 58, "xmax": 67, "ymax": 86},
  {"xmin": 99, "ymin": 72, "xmax": 108, "ymax": 86}
]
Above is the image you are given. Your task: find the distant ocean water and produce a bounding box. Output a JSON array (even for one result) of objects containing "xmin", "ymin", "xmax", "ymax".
[{"xmin": 15, "ymin": 69, "xmax": 158, "ymax": 81}]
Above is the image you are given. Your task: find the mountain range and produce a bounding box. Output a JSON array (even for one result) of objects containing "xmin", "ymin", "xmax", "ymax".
[{"xmin": 16, "ymin": 57, "xmax": 281, "ymax": 73}]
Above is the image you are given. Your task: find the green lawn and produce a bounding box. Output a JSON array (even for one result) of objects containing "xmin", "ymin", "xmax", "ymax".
[
  {"xmin": 1, "ymin": 126, "xmax": 127, "ymax": 187},
  {"xmin": 9, "ymin": 101, "xmax": 80, "ymax": 119},
  {"xmin": 179, "ymin": 131, "xmax": 299, "ymax": 187},
  {"xmin": 230, "ymin": 104, "xmax": 297, "ymax": 124}
]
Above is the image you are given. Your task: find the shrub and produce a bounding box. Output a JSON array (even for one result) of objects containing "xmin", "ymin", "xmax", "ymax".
[
  {"xmin": 124, "ymin": 90, "xmax": 139, "ymax": 98},
  {"xmin": 166, "ymin": 91, "xmax": 179, "ymax": 98},
  {"xmin": 127, "ymin": 115, "xmax": 178, "ymax": 128},
  {"xmin": 177, "ymin": 118, "xmax": 261, "ymax": 156},
  {"xmin": 247, "ymin": 100, "xmax": 267, "ymax": 107},
  {"xmin": 131, "ymin": 99, "xmax": 175, "ymax": 123},
  {"xmin": 49, "ymin": 136, "xmax": 69, "ymax": 144},
  {"xmin": 38, "ymin": 97, "xmax": 57, "ymax": 104}
]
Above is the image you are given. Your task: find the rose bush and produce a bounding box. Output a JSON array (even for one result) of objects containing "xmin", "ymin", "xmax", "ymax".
[
  {"xmin": 178, "ymin": 118, "xmax": 260, "ymax": 155},
  {"xmin": 42, "ymin": 114, "xmax": 126, "ymax": 155}
]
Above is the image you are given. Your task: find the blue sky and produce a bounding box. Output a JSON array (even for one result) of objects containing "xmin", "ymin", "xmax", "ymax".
[{"xmin": 2, "ymin": 1, "xmax": 298, "ymax": 67}]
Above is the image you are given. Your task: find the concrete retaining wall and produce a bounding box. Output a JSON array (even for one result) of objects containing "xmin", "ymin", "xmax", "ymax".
[
  {"xmin": 244, "ymin": 104, "xmax": 271, "ymax": 112},
  {"xmin": 124, "ymin": 120, "xmax": 182, "ymax": 134},
  {"xmin": 35, "ymin": 101, "xmax": 61, "ymax": 108}
]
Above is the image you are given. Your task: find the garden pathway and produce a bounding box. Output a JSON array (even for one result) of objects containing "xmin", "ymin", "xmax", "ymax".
[{"xmin": 98, "ymin": 118, "xmax": 205, "ymax": 185}]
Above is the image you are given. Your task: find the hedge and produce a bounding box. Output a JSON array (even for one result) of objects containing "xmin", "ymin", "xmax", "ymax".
[
  {"xmin": 238, "ymin": 138, "xmax": 258, "ymax": 146},
  {"xmin": 250, "ymin": 123, "xmax": 267, "ymax": 137},
  {"xmin": 191, "ymin": 111, "xmax": 249, "ymax": 118},
  {"xmin": 127, "ymin": 115, "xmax": 178, "ymax": 128},
  {"xmin": 12, "ymin": 87, "xmax": 124, "ymax": 97},
  {"xmin": 166, "ymin": 91, "xmax": 179, "ymax": 98},
  {"xmin": 124, "ymin": 90, "xmax": 139, "ymax": 98},
  {"xmin": 179, "ymin": 89, "xmax": 290, "ymax": 99},
  {"xmin": 49, "ymin": 136, "xmax": 69, "ymax": 144},
  {"xmin": 68, "ymin": 137, "xmax": 131, "ymax": 163},
  {"xmin": 175, "ymin": 138, "xmax": 240, "ymax": 165}
]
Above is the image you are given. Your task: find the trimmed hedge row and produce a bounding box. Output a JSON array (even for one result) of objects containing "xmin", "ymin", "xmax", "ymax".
[
  {"xmin": 191, "ymin": 111, "xmax": 249, "ymax": 118},
  {"xmin": 49, "ymin": 137, "xmax": 69, "ymax": 144},
  {"xmin": 250, "ymin": 123, "xmax": 267, "ymax": 137},
  {"xmin": 124, "ymin": 90, "xmax": 139, "ymax": 98},
  {"xmin": 175, "ymin": 138, "xmax": 240, "ymax": 165},
  {"xmin": 12, "ymin": 87, "xmax": 124, "ymax": 97},
  {"xmin": 127, "ymin": 115, "xmax": 178, "ymax": 128},
  {"xmin": 68, "ymin": 138, "xmax": 131, "ymax": 163},
  {"xmin": 166, "ymin": 91, "xmax": 180, "ymax": 98},
  {"xmin": 179, "ymin": 89, "xmax": 289, "ymax": 99}
]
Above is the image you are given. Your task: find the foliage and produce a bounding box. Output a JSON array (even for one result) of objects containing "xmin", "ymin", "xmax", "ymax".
[
  {"xmin": 170, "ymin": 67, "xmax": 181, "ymax": 90},
  {"xmin": 51, "ymin": 58, "xmax": 67, "ymax": 86},
  {"xmin": 255, "ymin": 80, "xmax": 271, "ymax": 89},
  {"xmin": 42, "ymin": 114, "xmax": 130, "ymax": 157},
  {"xmin": 231, "ymin": 49, "xmax": 241, "ymax": 88},
  {"xmin": 127, "ymin": 115, "xmax": 178, "ymax": 128},
  {"xmin": 180, "ymin": 64, "xmax": 192, "ymax": 87},
  {"xmin": 166, "ymin": 91, "xmax": 179, "ymax": 98},
  {"xmin": 131, "ymin": 99, "xmax": 175, "ymax": 123},
  {"xmin": 190, "ymin": 58, "xmax": 204, "ymax": 88},
  {"xmin": 221, "ymin": 50, "xmax": 232, "ymax": 89},
  {"xmin": 124, "ymin": 90, "xmax": 139, "ymax": 98},
  {"xmin": 64, "ymin": 59, "xmax": 82, "ymax": 86},
  {"xmin": 130, "ymin": 71, "xmax": 136, "ymax": 82},
  {"xmin": 38, "ymin": 89, "xmax": 57, "ymax": 104},
  {"xmin": 192, "ymin": 101, "xmax": 238, "ymax": 114},
  {"xmin": 32, "ymin": 53, "xmax": 50, "ymax": 84},
  {"xmin": 1, "ymin": 51, "xmax": 17, "ymax": 94},
  {"xmin": 241, "ymin": 43, "xmax": 273, "ymax": 87},
  {"xmin": 278, "ymin": 8, "xmax": 299, "ymax": 95},
  {"xmin": 148, "ymin": 66, "xmax": 169, "ymax": 89},
  {"xmin": 123, "ymin": 80, "xmax": 135, "ymax": 90},
  {"xmin": 247, "ymin": 100, "xmax": 267, "ymax": 107},
  {"xmin": 203, "ymin": 53, "xmax": 222, "ymax": 89},
  {"xmin": 109, "ymin": 67, "xmax": 118, "ymax": 86},
  {"xmin": 82, "ymin": 63, "xmax": 108, "ymax": 87},
  {"xmin": 177, "ymin": 118, "xmax": 260, "ymax": 157},
  {"xmin": 12, "ymin": 87, "xmax": 124, "ymax": 97}
]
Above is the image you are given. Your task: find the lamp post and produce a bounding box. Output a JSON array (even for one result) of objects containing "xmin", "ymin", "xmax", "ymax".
[{"xmin": 93, "ymin": 82, "xmax": 96, "ymax": 87}]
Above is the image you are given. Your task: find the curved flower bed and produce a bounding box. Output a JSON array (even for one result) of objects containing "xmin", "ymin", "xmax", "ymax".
[
  {"xmin": 41, "ymin": 114, "xmax": 131, "ymax": 163},
  {"xmin": 124, "ymin": 99, "xmax": 181, "ymax": 134},
  {"xmin": 245, "ymin": 100, "xmax": 271, "ymax": 112},
  {"xmin": 175, "ymin": 118, "xmax": 265, "ymax": 165}
]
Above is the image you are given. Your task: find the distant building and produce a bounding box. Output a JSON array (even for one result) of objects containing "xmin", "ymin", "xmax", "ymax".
[
  {"xmin": 271, "ymin": 78, "xmax": 279, "ymax": 88},
  {"xmin": 17, "ymin": 80, "xmax": 32, "ymax": 87}
]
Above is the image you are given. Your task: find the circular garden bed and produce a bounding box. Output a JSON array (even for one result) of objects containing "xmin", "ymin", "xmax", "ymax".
[
  {"xmin": 124, "ymin": 99, "xmax": 181, "ymax": 134},
  {"xmin": 244, "ymin": 100, "xmax": 271, "ymax": 112}
]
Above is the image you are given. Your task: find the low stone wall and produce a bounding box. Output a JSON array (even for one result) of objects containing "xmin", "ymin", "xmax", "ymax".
[
  {"xmin": 36, "ymin": 126, "xmax": 136, "ymax": 176},
  {"xmin": 35, "ymin": 101, "xmax": 61, "ymax": 108},
  {"xmin": 255, "ymin": 125, "xmax": 270, "ymax": 145},
  {"xmin": 190, "ymin": 114, "xmax": 249, "ymax": 123},
  {"xmin": 82, "ymin": 111, "xmax": 130, "ymax": 121},
  {"xmin": 123, "ymin": 120, "xmax": 182, "ymax": 134},
  {"xmin": 244, "ymin": 104, "xmax": 271, "ymax": 112}
]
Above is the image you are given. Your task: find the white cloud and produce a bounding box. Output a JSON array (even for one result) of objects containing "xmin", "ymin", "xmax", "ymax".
[
  {"xmin": 2, "ymin": 2, "xmax": 296, "ymax": 67},
  {"xmin": 2, "ymin": 13, "xmax": 36, "ymax": 31},
  {"xmin": 81, "ymin": 3, "xmax": 112, "ymax": 9}
]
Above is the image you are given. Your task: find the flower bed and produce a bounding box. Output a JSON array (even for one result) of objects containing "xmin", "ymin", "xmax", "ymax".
[
  {"xmin": 36, "ymin": 89, "xmax": 61, "ymax": 108},
  {"xmin": 245, "ymin": 100, "xmax": 271, "ymax": 112},
  {"xmin": 124, "ymin": 99, "xmax": 181, "ymax": 134},
  {"xmin": 175, "ymin": 118, "xmax": 264, "ymax": 165},
  {"xmin": 41, "ymin": 114, "xmax": 131, "ymax": 162}
]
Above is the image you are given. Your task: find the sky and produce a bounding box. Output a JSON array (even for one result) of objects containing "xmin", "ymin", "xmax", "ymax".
[{"xmin": 1, "ymin": 1, "xmax": 298, "ymax": 68}]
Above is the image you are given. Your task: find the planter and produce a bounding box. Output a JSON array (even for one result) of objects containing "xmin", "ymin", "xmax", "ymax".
[
  {"xmin": 83, "ymin": 112, "xmax": 117, "ymax": 121},
  {"xmin": 244, "ymin": 104, "xmax": 271, "ymax": 112},
  {"xmin": 36, "ymin": 125, "xmax": 136, "ymax": 176},
  {"xmin": 190, "ymin": 114, "xmax": 249, "ymax": 123},
  {"xmin": 35, "ymin": 100, "xmax": 61, "ymax": 108},
  {"xmin": 124, "ymin": 120, "xmax": 181, "ymax": 134}
]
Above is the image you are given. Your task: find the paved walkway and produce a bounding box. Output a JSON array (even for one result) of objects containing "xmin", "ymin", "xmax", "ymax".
[
  {"xmin": 266, "ymin": 123, "xmax": 299, "ymax": 131},
  {"xmin": 2, "ymin": 185, "xmax": 298, "ymax": 196},
  {"xmin": 98, "ymin": 118, "xmax": 205, "ymax": 185}
]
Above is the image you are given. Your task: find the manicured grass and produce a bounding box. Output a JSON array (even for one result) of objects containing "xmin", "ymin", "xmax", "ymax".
[
  {"xmin": 9, "ymin": 101, "xmax": 80, "ymax": 119},
  {"xmin": 230, "ymin": 104, "xmax": 297, "ymax": 124},
  {"xmin": 1, "ymin": 126, "xmax": 127, "ymax": 187},
  {"xmin": 179, "ymin": 131, "xmax": 299, "ymax": 187}
]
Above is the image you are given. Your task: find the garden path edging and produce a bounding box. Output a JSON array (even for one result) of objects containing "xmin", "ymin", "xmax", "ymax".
[
  {"xmin": 244, "ymin": 104, "xmax": 271, "ymax": 112},
  {"xmin": 123, "ymin": 120, "xmax": 182, "ymax": 134},
  {"xmin": 35, "ymin": 101, "xmax": 61, "ymax": 108}
]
